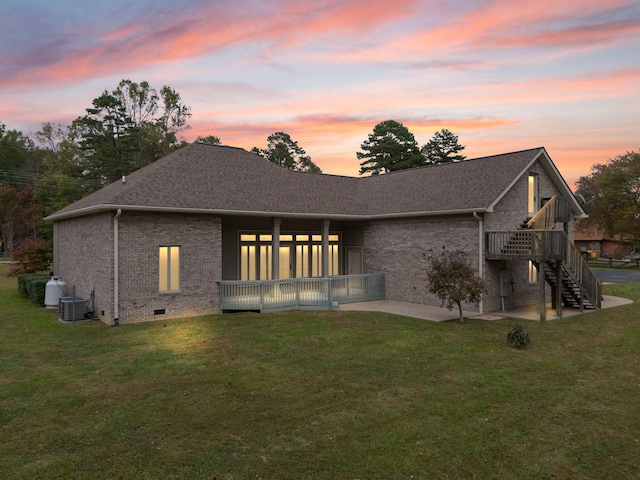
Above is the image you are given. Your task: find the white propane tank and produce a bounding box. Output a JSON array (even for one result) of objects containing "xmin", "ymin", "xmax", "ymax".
[{"xmin": 45, "ymin": 276, "xmax": 66, "ymax": 308}]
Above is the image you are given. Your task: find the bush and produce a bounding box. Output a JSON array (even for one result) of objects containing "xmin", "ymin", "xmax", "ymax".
[
  {"xmin": 507, "ymin": 324, "xmax": 531, "ymax": 348},
  {"xmin": 9, "ymin": 238, "xmax": 52, "ymax": 276},
  {"xmin": 17, "ymin": 274, "xmax": 51, "ymax": 307}
]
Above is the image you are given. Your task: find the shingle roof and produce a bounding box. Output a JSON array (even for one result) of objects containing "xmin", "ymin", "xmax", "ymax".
[{"xmin": 45, "ymin": 143, "xmax": 578, "ymax": 221}]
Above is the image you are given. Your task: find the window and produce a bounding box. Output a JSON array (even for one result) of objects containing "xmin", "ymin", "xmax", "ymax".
[
  {"xmin": 159, "ymin": 246, "xmax": 180, "ymax": 292},
  {"xmin": 240, "ymin": 231, "xmax": 340, "ymax": 280},
  {"xmin": 528, "ymin": 260, "xmax": 538, "ymax": 284},
  {"xmin": 527, "ymin": 174, "xmax": 538, "ymax": 217}
]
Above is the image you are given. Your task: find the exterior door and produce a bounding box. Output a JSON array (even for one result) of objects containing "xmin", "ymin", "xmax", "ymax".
[{"xmin": 347, "ymin": 247, "xmax": 363, "ymax": 275}]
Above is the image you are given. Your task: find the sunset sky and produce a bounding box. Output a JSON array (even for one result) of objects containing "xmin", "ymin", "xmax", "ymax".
[{"xmin": 1, "ymin": 0, "xmax": 639, "ymax": 188}]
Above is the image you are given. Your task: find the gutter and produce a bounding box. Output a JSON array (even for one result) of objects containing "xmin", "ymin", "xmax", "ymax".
[
  {"xmin": 473, "ymin": 211, "xmax": 484, "ymax": 314},
  {"xmin": 113, "ymin": 209, "xmax": 122, "ymax": 326},
  {"xmin": 45, "ymin": 204, "xmax": 491, "ymax": 222}
]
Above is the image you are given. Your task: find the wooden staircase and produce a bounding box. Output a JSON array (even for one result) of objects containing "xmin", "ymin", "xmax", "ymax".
[
  {"xmin": 486, "ymin": 196, "xmax": 602, "ymax": 314},
  {"xmin": 538, "ymin": 259, "xmax": 598, "ymax": 310}
]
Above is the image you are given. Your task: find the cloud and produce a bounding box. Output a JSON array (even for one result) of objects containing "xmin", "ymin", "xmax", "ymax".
[
  {"xmin": 432, "ymin": 0, "xmax": 640, "ymax": 49},
  {"xmin": 319, "ymin": 0, "xmax": 640, "ymax": 64},
  {"xmin": 0, "ymin": 0, "xmax": 421, "ymax": 90}
]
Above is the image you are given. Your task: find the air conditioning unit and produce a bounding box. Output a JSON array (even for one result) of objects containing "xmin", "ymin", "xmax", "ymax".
[{"xmin": 59, "ymin": 297, "xmax": 88, "ymax": 322}]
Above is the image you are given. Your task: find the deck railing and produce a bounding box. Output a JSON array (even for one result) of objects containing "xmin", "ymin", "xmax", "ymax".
[
  {"xmin": 486, "ymin": 230, "xmax": 566, "ymax": 261},
  {"xmin": 219, "ymin": 273, "xmax": 385, "ymax": 313},
  {"xmin": 486, "ymin": 229, "xmax": 601, "ymax": 308},
  {"xmin": 525, "ymin": 196, "xmax": 572, "ymax": 230}
]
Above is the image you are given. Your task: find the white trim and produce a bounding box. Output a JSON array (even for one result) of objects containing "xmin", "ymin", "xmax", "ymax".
[
  {"xmin": 485, "ymin": 148, "xmax": 588, "ymax": 218},
  {"xmin": 113, "ymin": 209, "xmax": 122, "ymax": 326},
  {"xmin": 486, "ymin": 152, "xmax": 541, "ymax": 213},
  {"xmin": 45, "ymin": 204, "xmax": 491, "ymax": 222}
]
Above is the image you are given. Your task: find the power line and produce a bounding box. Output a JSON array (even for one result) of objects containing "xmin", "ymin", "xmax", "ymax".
[{"xmin": 0, "ymin": 169, "xmax": 105, "ymax": 190}]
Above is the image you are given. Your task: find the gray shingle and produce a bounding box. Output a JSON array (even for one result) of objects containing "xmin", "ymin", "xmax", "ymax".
[{"xmin": 46, "ymin": 143, "xmax": 545, "ymax": 220}]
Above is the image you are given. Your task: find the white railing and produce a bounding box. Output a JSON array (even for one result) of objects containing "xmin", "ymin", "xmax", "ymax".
[{"xmin": 219, "ymin": 274, "xmax": 385, "ymax": 313}]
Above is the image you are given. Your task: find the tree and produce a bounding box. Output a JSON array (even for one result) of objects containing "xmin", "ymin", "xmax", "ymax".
[
  {"xmin": 156, "ymin": 85, "xmax": 192, "ymax": 155},
  {"xmin": 425, "ymin": 249, "xmax": 486, "ymax": 322},
  {"xmin": 73, "ymin": 90, "xmax": 134, "ymax": 183},
  {"xmin": 421, "ymin": 128, "xmax": 466, "ymax": 165},
  {"xmin": 196, "ymin": 135, "xmax": 221, "ymax": 145},
  {"xmin": 34, "ymin": 122, "xmax": 104, "ymax": 224},
  {"xmin": 72, "ymin": 79, "xmax": 191, "ymax": 183},
  {"xmin": 0, "ymin": 185, "xmax": 41, "ymax": 258},
  {"xmin": 575, "ymin": 150, "xmax": 640, "ymax": 241},
  {"xmin": 252, "ymin": 132, "xmax": 322, "ymax": 173},
  {"xmin": 357, "ymin": 120, "xmax": 424, "ymax": 175},
  {"xmin": 0, "ymin": 122, "xmax": 41, "ymax": 186},
  {"xmin": 9, "ymin": 238, "xmax": 52, "ymax": 276}
]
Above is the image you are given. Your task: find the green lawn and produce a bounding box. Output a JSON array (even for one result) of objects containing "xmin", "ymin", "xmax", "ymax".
[{"xmin": 1, "ymin": 266, "xmax": 640, "ymax": 479}]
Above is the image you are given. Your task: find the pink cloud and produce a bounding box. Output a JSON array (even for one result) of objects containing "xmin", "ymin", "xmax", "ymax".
[
  {"xmin": 0, "ymin": 0, "xmax": 421, "ymax": 90},
  {"xmin": 431, "ymin": 0, "xmax": 639, "ymax": 49},
  {"xmin": 320, "ymin": 0, "xmax": 639, "ymax": 63}
]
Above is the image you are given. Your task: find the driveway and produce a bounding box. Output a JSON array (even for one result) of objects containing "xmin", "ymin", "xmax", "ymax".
[{"xmin": 594, "ymin": 269, "xmax": 640, "ymax": 283}]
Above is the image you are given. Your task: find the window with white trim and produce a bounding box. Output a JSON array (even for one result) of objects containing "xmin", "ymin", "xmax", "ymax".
[
  {"xmin": 527, "ymin": 174, "xmax": 539, "ymax": 217},
  {"xmin": 159, "ymin": 246, "xmax": 180, "ymax": 292}
]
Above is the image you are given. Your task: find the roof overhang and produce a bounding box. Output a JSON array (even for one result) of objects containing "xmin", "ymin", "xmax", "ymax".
[{"xmin": 45, "ymin": 204, "xmax": 490, "ymax": 222}]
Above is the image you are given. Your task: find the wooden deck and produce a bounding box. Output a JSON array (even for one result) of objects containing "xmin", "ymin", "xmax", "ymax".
[
  {"xmin": 219, "ymin": 274, "xmax": 385, "ymax": 313},
  {"xmin": 486, "ymin": 229, "xmax": 601, "ymax": 311}
]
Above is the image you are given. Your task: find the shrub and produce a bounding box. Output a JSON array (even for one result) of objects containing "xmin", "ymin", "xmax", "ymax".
[
  {"xmin": 17, "ymin": 274, "xmax": 51, "ymax": 307},
  {"xmin": 507, "ymin": 324, "xmax": 531, "ymax": 348}
]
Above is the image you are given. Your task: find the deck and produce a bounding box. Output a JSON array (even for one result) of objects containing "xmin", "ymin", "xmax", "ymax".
[{"xmin": 219, "ymin": 274, "xmax": 385, "ymax": 313}]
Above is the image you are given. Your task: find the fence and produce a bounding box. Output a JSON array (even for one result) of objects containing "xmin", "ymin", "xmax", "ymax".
[{"xmin": 219, "ymin": 274, "xmax": 385, "ymax": 313}]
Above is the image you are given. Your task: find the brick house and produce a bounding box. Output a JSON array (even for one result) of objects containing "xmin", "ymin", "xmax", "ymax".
[
  {"xmin": 46, "ymin": 143, "xmax": 595, "ymax": 325},
  {"xmin": 573, "ymin": 219, "xmax": 634, "ymax": 259}
]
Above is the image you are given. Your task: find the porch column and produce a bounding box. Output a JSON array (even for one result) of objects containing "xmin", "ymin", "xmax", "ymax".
[
  {"xmin": 322, "ymin": 219, "xmax": 330, "ymax": 277},
  {"xmin": 272, "ymin": 218, "xmax": 281, "ymax": 280}
]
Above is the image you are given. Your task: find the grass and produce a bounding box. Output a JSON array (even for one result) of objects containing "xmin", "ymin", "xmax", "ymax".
[{"xmin": 1, "ymin": 265, "xmax": 640, "ymax": 479}]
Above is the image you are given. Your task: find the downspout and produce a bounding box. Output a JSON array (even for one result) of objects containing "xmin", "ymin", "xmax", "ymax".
[
  {"xmin": 113, "ymin": 209, "xmax": 122, "ymax": 326},
  {"xmin": 473, "ymin": 211, "xmax": 484, "ymax": 314}
]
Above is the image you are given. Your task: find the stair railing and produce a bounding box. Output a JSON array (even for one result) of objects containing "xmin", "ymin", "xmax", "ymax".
[
  {"xmin": 561, "ymin": 232, "xmax": 602, "ymax": 308},
  {"xmin": 526, "ymin": 196, "xmax": 557, "ymax": 230},
  {"xmin": 488, "ymin": 194, "xmax": 600, "ymax": 309}
]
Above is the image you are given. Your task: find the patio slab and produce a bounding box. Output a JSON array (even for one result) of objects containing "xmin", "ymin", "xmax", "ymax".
[
  {"xmin": 338, "ymin": 300, "xmax": 475, "ymax": 322},
  {"xmin": 488, "ymin": 295, "xmax": 633, "ymax": 322},
  {"xmin": 338, "ymin": 295, "xmax": 633, "ymax": 322}
]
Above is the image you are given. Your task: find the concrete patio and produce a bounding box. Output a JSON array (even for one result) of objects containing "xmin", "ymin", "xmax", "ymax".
[{"xmin": 338, "ymin": 295, "xmax": 633, "ymax": 322}]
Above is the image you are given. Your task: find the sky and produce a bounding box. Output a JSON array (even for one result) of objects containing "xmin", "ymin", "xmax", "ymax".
[{"xmin": 1, "ymin": 0, "xmax": 639, "ymax": 188}]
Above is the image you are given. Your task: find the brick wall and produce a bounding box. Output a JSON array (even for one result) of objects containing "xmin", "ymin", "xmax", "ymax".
[
  {"xmin": 362, "ymin": 159, "xmax": 576, "ymax": 314},
  {"xmin": 117, "ymin": 212, "xmax": 222, "ymax": 324},
  {"xmin": 483, "ymin": 160, "xmax": 569, "ymax": 312},
  {"xmin": 55, "ymin": 211, "xmax": 222, "ymax": 325},
  {"xmin": 363, "ymin": 216, "xmax": 481, "ymax": 310},
  {"xmin": 55, "ymin": 213, "xmax": 114, "ymax": 322}
]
